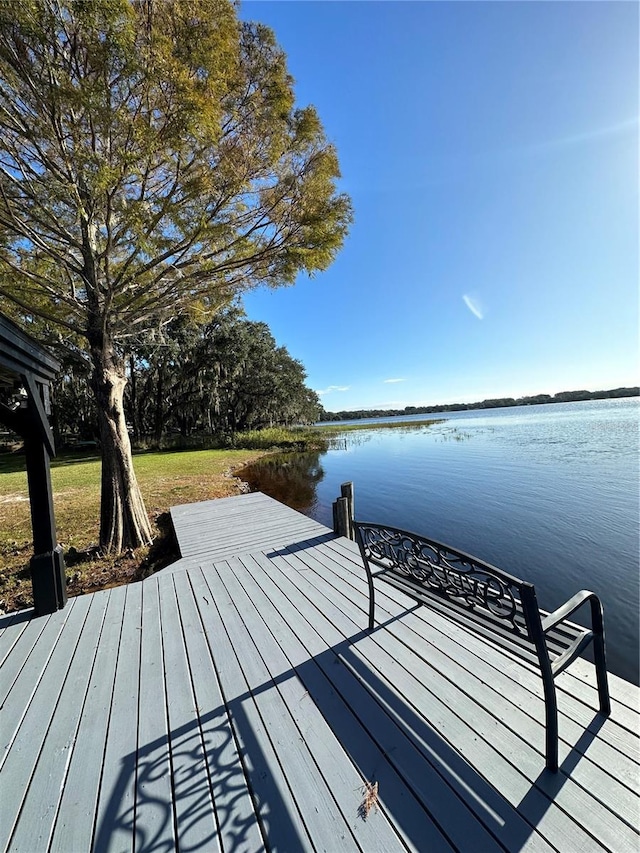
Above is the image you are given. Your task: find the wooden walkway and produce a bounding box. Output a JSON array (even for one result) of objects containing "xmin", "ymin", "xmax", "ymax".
[
  {"xmin": 1, "ymin": 494, "xmax": 638, "ymax": 852},
  {"xmin": 169, "ymin": 491, "xmax": 333, "ymax": 564}
]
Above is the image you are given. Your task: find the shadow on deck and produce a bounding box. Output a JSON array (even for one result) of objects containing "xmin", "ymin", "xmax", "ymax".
[{"xmin": 0, "ymin": 493, "xmax": 637, "ymax": 852}]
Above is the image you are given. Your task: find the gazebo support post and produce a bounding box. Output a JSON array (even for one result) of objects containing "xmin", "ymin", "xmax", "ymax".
[
  {"xmin": 0, "ymin": 314, "xmax": 67, "ymax": 615},
  {"xmin": 24, "ymin": 431, "xmax": 67, "ymax": 613}
]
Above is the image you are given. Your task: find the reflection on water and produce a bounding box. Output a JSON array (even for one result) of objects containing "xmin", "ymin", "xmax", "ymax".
[{"xmin": 239, "ymin": 451, "xmax": 325, "ymax": 514}]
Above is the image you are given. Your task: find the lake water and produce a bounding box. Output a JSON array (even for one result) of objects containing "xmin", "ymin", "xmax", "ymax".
[{"xmin": 240, "ymin": 398, "xmax": 640, "ymax": 685}]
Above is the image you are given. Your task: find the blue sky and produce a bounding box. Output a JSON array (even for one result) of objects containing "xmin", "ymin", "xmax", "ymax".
[{"xmin": 241, "ymin": 1, "xmax": 638, "ymax": 412}]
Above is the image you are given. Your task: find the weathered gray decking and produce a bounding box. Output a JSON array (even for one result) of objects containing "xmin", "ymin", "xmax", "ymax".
[
  {"xmin": 169, "ymin": 491, "xmax": 334, "ymax": 564},
  {"xmin": 1, "ymin": 493, "xmax": 638, "ymax": 852}
]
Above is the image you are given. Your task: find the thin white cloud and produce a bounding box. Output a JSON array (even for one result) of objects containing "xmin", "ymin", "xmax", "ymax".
[
  {"xmin": 384, "ymin": 378, "xmax": 406, "ymax": 384},
  {"xmin": 316, "ymin": 385, "xmax": 351, "ymax": 396},
  {"xmin": 495, "ymin": 118, "xmax": 638, "ymax": 164},
  {"xmin": 531, "ymin": 117, "xmax": 638, "ymax": 154},
  {"xmin": 463, "ymin": 294, "xmax": 484, "ymax": 320}
]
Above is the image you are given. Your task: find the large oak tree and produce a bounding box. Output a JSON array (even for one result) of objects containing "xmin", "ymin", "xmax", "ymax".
[{"xmin": 0, "ymin": 0, "xmax": 351, "ymax": 552}]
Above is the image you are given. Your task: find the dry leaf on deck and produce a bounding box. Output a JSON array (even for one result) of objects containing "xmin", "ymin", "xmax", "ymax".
[{"xmin": 358, "ymin": 780, "xmax": 379, "ymax": 820}]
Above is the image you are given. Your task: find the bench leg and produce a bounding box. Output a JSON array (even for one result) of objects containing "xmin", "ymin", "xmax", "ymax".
[
  {"xmin": 593, "ymin": 634, "xmax": 610, "ymax": 715},
  {"xmin": 367, "ymin": 582, "xmax": 375, "ymax": 631},
  {"xmin": 541, "ymin": 669, "xmax": 559, "ymax": 771},
  {"xmin": 362, "ymin": 561, "xmax": 375, "ymax": 631},
  {"xmin": 590, "ymin": 598, "xmax": 611, "ymax": 716}
]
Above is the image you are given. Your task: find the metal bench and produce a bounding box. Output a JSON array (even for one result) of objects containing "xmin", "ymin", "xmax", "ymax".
[{"xmin": 353, "ymin": 521, "xmax": 611, "ymax": 771}]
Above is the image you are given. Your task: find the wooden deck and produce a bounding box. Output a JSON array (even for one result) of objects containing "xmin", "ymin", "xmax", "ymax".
[
  {"xmin": 169, "ymin": 491, "xmax": 333, "ymax": 564},
  {"xmin": 1, "ymin": 493, "xmax": 638, "ymax": 852}
]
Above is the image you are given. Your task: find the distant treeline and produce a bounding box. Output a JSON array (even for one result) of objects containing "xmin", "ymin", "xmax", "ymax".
[{"xmin": 319, "ymin": 387, "xmax": 640, "ymax": 422}]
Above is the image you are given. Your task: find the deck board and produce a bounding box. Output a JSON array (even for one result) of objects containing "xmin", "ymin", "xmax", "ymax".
[
  {"xmin": 189, "ymin": 567, "xmax": 317, "ymax": 851},
  {"xmin": 0, "ymin": 608, "xmax": 62, "ymax": 707},
  {"xmin": 49, "ymin": 585, "xmax": 127, "ymax": 853},
  {"xmin": 170, "ymin": 492, "xmax": 332, "ymax": 561},
  {"xmin": 0, "ymin": 594, "xmax": 94, "ymax": 852},
  {"xmin": 260, "ymin": 543, "xmax": 637, "ymax": 851},
  {"xmin": 159, "ymin": 573, "xmax": 223, "ymax": 852},
  {"xmin": 9, "ymin": 589, "xmax": 117, "ymax": 853},
  {"xmin": 219, "ymin": 555, "xmax": 453, "ymax": 853},
  {"xmin": 136, "ymin": 577, "xmax": 176, "ymax": 851},
  {"xmin": 1, "ymin": 492, "xmax": 638, "ymax": 852},
  {"xmin": 92, "ymin": 582, "xmax": 142, "ymax": 853},
  {"xmin": 172, "ymin": 569, "xmax": 265, "ymax": 853},
  {"xmin": 210, "ymin": 556, "xmax": 406, "ymax": 853},
  {"xmin": 0, "ymin": 612, "xmax": 34, "ymax": 665},
  {"xmin": 249, "ymin": 548, "xmax": 564, "ymax": 852},
  {"xmin": 206, "ymin": 560, "xmax": 365, "ymax": 853}
]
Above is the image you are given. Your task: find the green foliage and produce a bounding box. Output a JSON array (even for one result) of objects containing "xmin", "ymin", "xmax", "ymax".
[
  {"xmin": 0, "ymin": 0, "xmax": 351, "ymax": 334},
  {"xmin": 0, "ymin": 0, "xmax": 350, "ymax": 551},
  {"xmin": 46, "ymin": 309, "xmax": 323, "ymax": 444},
  {"xmin": 229, "ymin": 426, "xmax": 329, "ymax": 451},
  {"xmin": 125, "ymin": 310, "xmax": 323, "ymax": 439}
]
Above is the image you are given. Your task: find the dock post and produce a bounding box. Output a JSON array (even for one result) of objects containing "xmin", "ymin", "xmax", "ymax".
[
  {"xmin": 336, "ymin": 497, "xmax": 351, "ymax": 539},
  {"xmin": 340, "ymin": 481, "xmax": 355, "ymax": 539}
]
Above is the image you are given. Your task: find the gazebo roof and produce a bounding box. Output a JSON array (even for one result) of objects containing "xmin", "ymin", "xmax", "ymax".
[{"xmin": 0, "ymin": 314, "xmax": 61, "ymax": 390}]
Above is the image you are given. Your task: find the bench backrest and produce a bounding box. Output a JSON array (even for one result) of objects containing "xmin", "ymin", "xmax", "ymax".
[{"xmin": 354, "ymin": 521, "xmax": 540, "ymax": 645}]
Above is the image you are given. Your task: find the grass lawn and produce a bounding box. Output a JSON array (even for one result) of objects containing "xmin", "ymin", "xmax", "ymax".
[{"xmin": 0, "ymin": 447, "xmax": 268, "ymax": 613}]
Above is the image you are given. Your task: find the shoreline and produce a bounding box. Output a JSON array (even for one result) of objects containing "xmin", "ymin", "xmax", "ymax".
[{"xmin": 319, "ymin": 388, "xmax": 640, "ymax": 423}]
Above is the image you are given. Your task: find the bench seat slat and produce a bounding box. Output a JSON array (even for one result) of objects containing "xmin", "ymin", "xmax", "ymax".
[{"xmin": 380, "ymin": 571, "xmax": 588, "ymax": 663}]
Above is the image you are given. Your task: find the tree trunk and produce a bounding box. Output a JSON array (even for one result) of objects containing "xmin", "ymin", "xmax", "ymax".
[
  {"xmin": 154, "ymin": 363, "xmax": 165, "ymax": 445},
  {"xmin": 90, "ymin": 338, "xmax": 153, "ymax": 553},
  {"xmin": 128, "ymin": 354, "xmax": 141, "ymax": 443}
]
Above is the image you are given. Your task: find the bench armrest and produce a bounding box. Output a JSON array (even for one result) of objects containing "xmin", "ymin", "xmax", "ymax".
[
  {"xmin": 541, "ymin": 589, "xmax": 601, "ymax": 634},
  {"xmin": 540, "ymin": 589, "xmax": 609, "ymax": 714}
]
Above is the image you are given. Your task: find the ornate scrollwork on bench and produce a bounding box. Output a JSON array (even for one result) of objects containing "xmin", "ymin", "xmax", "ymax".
[
  {"xmin": 352, "ymin": 518, "xmax": 610, "ymax": 773},
  {"xmin": 355, "ymin": 523, "xmax": 522, "ymax": 632}
]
